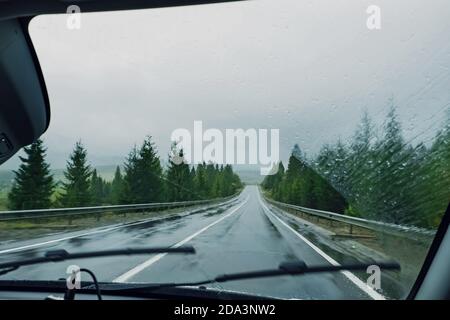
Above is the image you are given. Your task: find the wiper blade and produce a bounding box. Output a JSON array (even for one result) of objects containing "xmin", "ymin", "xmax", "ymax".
[
  {"xmin": 0, "ymin": 246, "xmax": 195, "ymax": 276},
  {"xmin": 110, "ymin": 260, "xmax": 400, "ymax": 291},
  {"xmin": 214, "ymin": 260, "xmax": 401, "ymax": 283}
]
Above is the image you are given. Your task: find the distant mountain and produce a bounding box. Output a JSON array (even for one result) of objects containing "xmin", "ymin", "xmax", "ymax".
[{"xmin": 232, "ymin": 165, "xmax": 264, "ymax": 185}]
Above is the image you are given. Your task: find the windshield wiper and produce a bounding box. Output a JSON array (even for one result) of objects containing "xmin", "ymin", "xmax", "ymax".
[
  {"xmin": 108, "ymin": 260, "xmax": 400, "ymax": 292},
  {"xmin": 0, "ymin": 253, "xmax": 400, "ymax": 300},
  {"xmin": 0, "ymin": 246, "xmax": 195, "ymax": 276}
]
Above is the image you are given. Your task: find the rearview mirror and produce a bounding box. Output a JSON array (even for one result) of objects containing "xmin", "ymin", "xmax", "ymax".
[{"xmin": 0, "ymin": 18, "xmax": 50, "ymax": 165}]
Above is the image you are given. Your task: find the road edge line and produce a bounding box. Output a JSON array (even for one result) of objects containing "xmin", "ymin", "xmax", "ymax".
[
  {"xmin": 257, "ymin": 193, "xmax": 386, "ymax": 300},
  {"xmin": 0, "ymin": 198, "xmax": 240, "ymax": 256}
]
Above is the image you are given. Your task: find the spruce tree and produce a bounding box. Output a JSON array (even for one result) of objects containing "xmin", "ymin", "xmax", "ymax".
[
  {"xmin": 221, "ymin": 165, "xmax": 235, "ymax": 196},
  {"xmin": 90, "ymin": 169, "xmax": 105, "ymax": 205},
  {"xmin": 189, "ymin": 167, "xmax": 197, "ymax": 199},
  {"xmin": 418, "ymin": 109, "xmax": 450, "ymax": 227},
  {"xmin": 271, "ymin": 162, "xmax": 285, "ymax": 200},
  {"xmin": 211, "ymin": 174, "xmax": 223, "ymax": 198},
  {"xmin": 136, "ymin": 136, "xmax": 164, "ymax": 202},
  {"xmin": 205, "ymin": 162, "xmax": 217, "ymax": 196},
  {"xmin": 284, "ymin": 145, "xmax": 304, "ymax": 204},
  {"xmin": 122, "ymin": 137, "xmax": 163, "ymax": 203},
  {"xmin": 8, "ymin": 139, "xmax": 54, "ymax": 210},
  {"xmin": 276, "ymin": 145, "xmax": 347, "ymax": 212},
  {"xmin": 166, "ymin": 143, "xmax": 193, "ymax": 201},
  {"xmin": 59, "ymin": 141, "xmax": 92, "ymax": 207},
  {"xmin": 110, "ymin": 166, "xmax": 123, "ymax": 204},
  {"xmin": 372, "ymin": 104, "xmax": 414, "ymax": 223},
  {"xmin": 345, "ymin": 111, "xmax": 378, "ymax": 217},
  {"xmin": 194, "ymin": 162, "xmax": 207, "ymax": 199},
  {"xmin": 122, "ymin": 146, "xmax": 139, "ymax": 204}
]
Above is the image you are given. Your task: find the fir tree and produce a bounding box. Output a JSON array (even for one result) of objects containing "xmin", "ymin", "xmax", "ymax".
[
  {"xmin": 59, "ymin": 141, "xmax": 92, "ymax": 207},
  {"xmin": 122, "ymin": 137, "xmax": 163, "ymax": 203},
  {"xmin": 110, "ymin": 166, "xmax": 123, "ymax": 204},
  {"xmin": 90, "ymin": 169, "xmax": 105, "ymax": 205},
  {"xmin": 8, "ymin": 139, "xmax": 54, "ymax": 210},
  {"xmin": 166, "ymin": 143, "xmax": 193, "ymax": 201}
]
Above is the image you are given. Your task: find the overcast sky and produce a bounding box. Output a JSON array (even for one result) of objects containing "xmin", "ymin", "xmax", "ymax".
[{"xmin": 3, "ymin": 0, "xmax": 450, "ymax": 170}]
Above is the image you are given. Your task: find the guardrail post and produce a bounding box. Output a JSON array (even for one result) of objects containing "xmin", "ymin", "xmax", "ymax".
[
  {"xmin": 96, "ymin": 213, "xmax": 100, "ymax": 222},
  {"xmin": 349, "ymin": 224, "xmax": 353, "ymax": 234}
]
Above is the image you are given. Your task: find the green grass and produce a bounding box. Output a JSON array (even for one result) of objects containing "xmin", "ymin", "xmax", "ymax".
[{"xmin": 0, "ymin": 189, "xmax": 8, "ymax": 211}]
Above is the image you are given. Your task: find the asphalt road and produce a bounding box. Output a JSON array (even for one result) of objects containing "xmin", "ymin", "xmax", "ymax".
[{"xmin": 0, "ymin": 186, "xmax": 380, "ymax": 299}]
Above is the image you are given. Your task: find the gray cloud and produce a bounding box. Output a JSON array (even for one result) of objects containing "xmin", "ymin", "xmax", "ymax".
[{"xmin": 3, "ymin": 0, "xmax": 450, "ymax": 170}]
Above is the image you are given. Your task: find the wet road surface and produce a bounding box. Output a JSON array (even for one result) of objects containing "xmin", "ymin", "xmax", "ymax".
[{"xmin": 0, "ymin": 186, "xmax": 379, "ymax": 299}]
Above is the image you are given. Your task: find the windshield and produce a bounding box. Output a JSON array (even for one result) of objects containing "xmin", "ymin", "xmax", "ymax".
[{"xmin": 0, "ymin": 0, "xmax": 449, "ymax": 300}]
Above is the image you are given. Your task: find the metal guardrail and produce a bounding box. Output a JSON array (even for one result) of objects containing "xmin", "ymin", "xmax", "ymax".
[
  {"xmin": 0, "ymin": 194, "xmax": 240, "ymax": 222},
  {"xmin": 263, "ymin": 196, "xmax": 435, "ymax": 241}
]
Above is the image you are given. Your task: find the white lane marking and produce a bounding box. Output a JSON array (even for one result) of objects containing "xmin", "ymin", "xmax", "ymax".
[
  {"xmin": 113, "ymin": 196, "xmax": 250, "ymax": 283},
  {"xmin": 257, "ymin": 193, "xmax": 386, "ymax": 300},
  {"xmin": 0, "ymin": 200, "xmax": 239, "ymax": 255}
]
